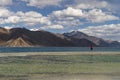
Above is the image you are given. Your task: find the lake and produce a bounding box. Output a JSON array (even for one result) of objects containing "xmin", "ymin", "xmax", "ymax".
[{"xmin": 0, "ymin": 47, "xmax": 120, "ymax": 53}]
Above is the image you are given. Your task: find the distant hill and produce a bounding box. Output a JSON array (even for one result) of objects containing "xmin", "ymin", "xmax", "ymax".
[
  {"xmin": 0, "ymin": 27, "xmax": 75, "ymax": 47},
  {"xmin": 63, "ymin": 31, "xmax": 120, "ymax": 47},
  {"xmin": 0, "ymin": 27, "xmax": 119, "ymax": 47}
]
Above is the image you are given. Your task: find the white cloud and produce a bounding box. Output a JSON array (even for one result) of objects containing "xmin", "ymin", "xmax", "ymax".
[
  {"xmin": 73, "ymin": 0, "xmax": 109, "ymax": 9},
  {"xmin": 56, "ymin": 19, "xmax": 83, "ymax": 27},
  {"xmin": 0, "ymin": 3, "xmax": 119, "ymax": 32},
  {"xmin": 23, "ymin": 0, "xmax": 62, "ymax": 9},
  {"xmin": 79, "ymin": 24, "xmax": 120, "ymax": 41},
  {"xmin": 0, "ymin": 8, "xmax": 14, "ymax": 17},
  {"xmin": 50, "ymin": 7, "xmax": 119, "ymax": 24},
  {"xmin": 52, "ymin": 7, "xmax": 83, "ymax": 18},
  {"xmin": 85, "ymin": 9, "xmax": 119, "ymax": 23},
  {"xmin": 0, "ymin": 0, "xmax": 12, "ymax": 6},
  {"xmin": 48, "ymin": 7, "xmax": 84, "ymax": 28},
  {"xmin": 42, "ymin": 24, "xmax": 64, "ymax": 29},
  {"xmin": 18, "ymin": 11, "xmax": 42, "ymax": 17},
  {"xmin": 0, "ymin": 10, "xmax": 51, "ymax": 26},
  {"xmin": 3, "ymin": 16, "xmax": 20, "ymax": 24},
  {"xmin": 69, "ymin": 0, "xmax": 120, "ymax": 15}
]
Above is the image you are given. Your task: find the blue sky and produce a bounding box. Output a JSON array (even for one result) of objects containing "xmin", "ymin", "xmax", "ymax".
[{"xmin": 0, "ymin": 0, "xmax": 120, "ymax": 41}]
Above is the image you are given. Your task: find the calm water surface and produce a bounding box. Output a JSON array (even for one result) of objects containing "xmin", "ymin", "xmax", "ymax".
[{"xmin": 0, "ymin": 47, "xmax": 120, "ymax": 53}]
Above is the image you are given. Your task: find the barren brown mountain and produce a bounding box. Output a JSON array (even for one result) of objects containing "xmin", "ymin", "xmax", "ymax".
[{"xmin": 0, "ymin": 27, "xmax": 119, "ymax": 47}]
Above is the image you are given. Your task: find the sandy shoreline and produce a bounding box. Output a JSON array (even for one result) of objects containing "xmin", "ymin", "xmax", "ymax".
[{"xmin": 0, "ymin": 51, "xmax": 120, "ymax": 57}]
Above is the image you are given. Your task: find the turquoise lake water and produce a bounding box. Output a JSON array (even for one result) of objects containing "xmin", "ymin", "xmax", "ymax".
[{"xmin": 0, "ymin": 47, "xmax": 120, "ymax": 53}]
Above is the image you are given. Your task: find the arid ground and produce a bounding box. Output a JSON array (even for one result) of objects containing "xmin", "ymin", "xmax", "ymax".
[{"xmin": 0, "ymin": 52, "xmax": 119, "ymax": 80}]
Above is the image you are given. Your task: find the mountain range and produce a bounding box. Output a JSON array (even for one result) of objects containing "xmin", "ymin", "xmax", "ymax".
[
  {"xmin": 0, "ymin": 27, "xmax": 119, "ymax": 47},
  {"xmin": 64, "ymin": 31, "xmax": 120, "ymax": 47}
]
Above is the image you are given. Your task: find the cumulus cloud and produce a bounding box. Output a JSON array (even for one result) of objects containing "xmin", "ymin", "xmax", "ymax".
[
  {"xmin": 85, "ymin": 9, "xmax": 119, "ymax": 23},
  {"xmin": 104, "ymin": 0, "xmax": 120, "ymax": 14},
  {"xmin": 0, "ymin": 0, "xmax": 12, "ymax": 6},
  {"xmin": 49, "ymin": 7, "xmax": 83, "ymax": 27},
  {"xmin": 0, "ymin": 9, "xmax": 51, "ymax": 26},
  {"xmin": 0, "ymin": 8, "xmax": 64, "ymax": 30},
  {"xmin": 79, "ymin": 24, "xmax": 120, "ymax": 41},
  {"xmin": 0, "ymin": 1, "xmax": 119, "ymax": 32},
  {"xmin": 50, "ymin": 7, "xmax": 119, "ymax": 23},
  {"xmin": 41, "ymin": 24, "xmax": 64, "ymax": 29},
  {"xmin": 68, "ymin": 0, "xmax": 120, "ymax": 16},
  {"xmin": 0, "ymin": 8, "xmax": 14, "ymax": 17},
  {"xmin": 3, "ymin": 16, "xmax": 20, "ymax": 24},
  {"xmin": 22, "ymin": 0, "xmax": 62, "ymax": 8},
  {"xmin": 72, "ymin": 0, "xmax": 109, "ymax": 9},
  {"xmin": 52, "ymin": 7, "xmax": 83, "ymax": 18},
  {"xmin": 56, "ymin": 19, "xmax": 83, "ymax": 27},
  {"xmin": 17, "ymin": 11, "xmax": 42, "ymax": 17},
  {"xmin": 16, "ymin": 11, "xmax": 51, "ymax": 25}
]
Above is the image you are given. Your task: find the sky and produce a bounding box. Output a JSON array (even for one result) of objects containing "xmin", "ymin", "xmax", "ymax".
[{"xmin": 0, "ymin": 0, "xmax": 120, "ymax": 41}]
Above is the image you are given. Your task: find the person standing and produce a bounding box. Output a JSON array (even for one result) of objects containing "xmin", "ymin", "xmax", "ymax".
[{"xmin": 90, "ymin": 44, "xmax": 93, "ymax": 51}]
